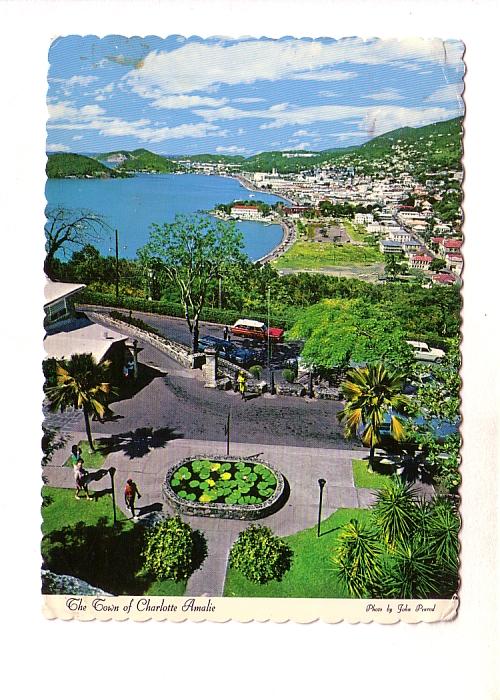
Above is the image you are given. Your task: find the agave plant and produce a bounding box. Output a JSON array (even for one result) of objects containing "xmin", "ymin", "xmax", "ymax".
[{"xmin": 333, "ymin": 519, "xmax": 383, "ymax": 597}]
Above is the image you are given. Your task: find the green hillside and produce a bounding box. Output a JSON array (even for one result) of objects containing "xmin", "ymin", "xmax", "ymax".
[
  {"xmin": 100, "ymin": 148, "xmax": 180, "ymax": 173},
  {"xmin": 46, "ymin": 153, "xmax": 123, "ymax": 179}
]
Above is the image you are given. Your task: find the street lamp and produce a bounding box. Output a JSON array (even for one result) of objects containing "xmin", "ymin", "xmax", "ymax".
[
  {"xmin": 317, "ymin": 478, "xmax": 326, "ymax": 538},
  {"xmin": 108, "ymin": 466, "xmax": 117, "ymax": 527}
]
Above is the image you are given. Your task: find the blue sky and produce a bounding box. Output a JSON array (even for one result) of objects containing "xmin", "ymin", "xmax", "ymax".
[{"xmin": 47, "ymin": 36, "xmax": 464, "ymax": 155}]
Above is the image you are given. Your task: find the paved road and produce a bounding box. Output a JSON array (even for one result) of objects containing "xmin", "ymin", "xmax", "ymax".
[{"xmin": 45, "ymin": 318, "xmax": 355, "ymax": 450}]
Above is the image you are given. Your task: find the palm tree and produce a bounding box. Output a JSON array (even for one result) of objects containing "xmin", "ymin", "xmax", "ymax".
[
  {"xmin": 46, "ymin": 353, "xmax": 117, "ymax": 451},
  {"xmin": 338, "ymin": 363, "xmax": 410, "ymax": 470},
  {"xmin": 333, "ymin": 519, "xmax": 383, "ymax": 597}
]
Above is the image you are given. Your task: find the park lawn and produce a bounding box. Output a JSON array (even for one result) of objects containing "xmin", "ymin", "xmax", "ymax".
[
  {"xmin": 343, "ymin": 219, "xmax": 367, "ymax": 242},
  {"xmin": 63, "ymin": 439, "xmax": 110, "ymax": 469},
  {"xmin": 273, "ymin": 241, "xmax": 383, "ymax": 270},
  {"xmin": 41, "ymin": 486, "xmax": 185, "ymax": 596},
  {"xmin": 352, "ymin": 459, "xmax": 395, "ymax": 489},
  {"xmin": 223, "ymin": 507, "xmax": 372, "ymax": 598}
]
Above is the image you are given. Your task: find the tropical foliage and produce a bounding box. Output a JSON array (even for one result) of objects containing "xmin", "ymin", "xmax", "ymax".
[
  {"xmin": 229, "ymin": 525, "xmax": 293, "ymax": 584},
  {"xmin": 337, "ymin": 364, "xmax": 410, "ymax": 468},
  {"xmin": 142, "ymin": 516, "xmax": 195, "ymax": 582},
  {"xmin": 45, "ymin": 353, "xmax": 117, "ymax": 451},
  {"xmin": 46, "ymin": 153, "xmax": 124, "ymax": 179}
]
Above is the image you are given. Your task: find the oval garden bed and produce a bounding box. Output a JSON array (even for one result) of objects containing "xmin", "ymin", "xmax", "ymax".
[{"xmin": 162, "ymin": 456, "xmax": 286, "ymax": 520}]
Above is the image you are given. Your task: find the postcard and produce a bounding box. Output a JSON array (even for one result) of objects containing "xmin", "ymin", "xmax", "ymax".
[{"xmin": 41, "ymin": 35, "xmax": 464, "ymax": 622}]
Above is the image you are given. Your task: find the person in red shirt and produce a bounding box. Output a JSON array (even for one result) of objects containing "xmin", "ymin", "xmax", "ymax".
[{"xmin": 124, "ymin": 478, "xmax": 141, "ymax": 518}]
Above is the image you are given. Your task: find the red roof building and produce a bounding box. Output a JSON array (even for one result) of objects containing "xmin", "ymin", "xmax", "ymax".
[
  {"xmin": 432, "ymin": 272, "xmax": 457, "ymax": 285},
  {"xmin": 409, "ymin": 254, "xmax": 433, "ymax": 270}
]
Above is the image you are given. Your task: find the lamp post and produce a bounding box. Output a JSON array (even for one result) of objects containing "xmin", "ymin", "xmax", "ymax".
[
  {"xmin": 108, "ymin": 466, "xmax": 117, "ymax": 527},
  {"xmin": 317, "ymin": 478, "xmax": 326, "ymax": 538}
]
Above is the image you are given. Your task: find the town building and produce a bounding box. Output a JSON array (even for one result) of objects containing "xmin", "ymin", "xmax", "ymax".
[
  {"xmin": 409, "ymin": 254, "xmax": 433, "ymax": 270},
  {"xmin": 230, "ymin": 204, "xmax": 262, "ymax": 220}
]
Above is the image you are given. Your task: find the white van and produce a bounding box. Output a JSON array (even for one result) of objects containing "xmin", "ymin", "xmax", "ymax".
[{"xmin": 406, "ymin": 340, "xmax": 446, "ymax": 362}]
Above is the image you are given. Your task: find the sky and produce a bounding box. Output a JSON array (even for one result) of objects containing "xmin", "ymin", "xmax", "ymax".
[{"xmin": 47, "ymin": 35, "xmax": 465, "ymax": 156}]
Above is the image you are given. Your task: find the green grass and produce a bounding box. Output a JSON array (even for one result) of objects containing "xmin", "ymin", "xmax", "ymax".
[
  {"xmin": 343, "ymin": 219, "xmax": 367, "ymax": 242},
  {"xmin": 273, "ymin": 241, "xmax": 383, "ymax": 270},
  {"xmin": 63, "ymin": 439, "xmax": 109, "ymax": 469},
  {"xmin": 352, "ymin": 459, "xmax": 396, "ymax": 489},
  {"xmin": 41, "ymin": 486, "xmax": 185, "ymax": 596},
  {"xmin": 223, "ymin": 507, "xmax": 372, "ymax": 598}
]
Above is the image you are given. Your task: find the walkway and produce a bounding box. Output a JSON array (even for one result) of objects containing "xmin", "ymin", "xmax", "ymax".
[{"xmin": 42, "ymin": 432, "xmax": 384, "ymax": 596}]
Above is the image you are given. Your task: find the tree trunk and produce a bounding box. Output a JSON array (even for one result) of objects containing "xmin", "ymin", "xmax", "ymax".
[
  {"xmin": 83, "ymin": 406, "xmax": 94, "ymax": 452},
  {"xmin": 192, "ymin": 321, "xmax": 199, "ymax": 353},
  {"xmin": 368, "ymin": 444, "xmax": 375, "ymax": 473}
]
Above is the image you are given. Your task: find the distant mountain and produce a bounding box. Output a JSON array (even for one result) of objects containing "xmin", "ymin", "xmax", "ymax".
[
  {"xmin": 98, "ymin": 148, "xmax": 180, "ymax": 173},
  {"xmin": 46, "ymin": 153, "xmax": 125, "ymax": 179},
  {"xmin": 173, "ymin": 117, "xmax": 463, "ymax": 177}
]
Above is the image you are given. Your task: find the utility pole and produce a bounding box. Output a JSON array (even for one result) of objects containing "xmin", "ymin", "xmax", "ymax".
[{"xmin": 115, "ymin": 229, "xmax": 119, "ymax": 302}]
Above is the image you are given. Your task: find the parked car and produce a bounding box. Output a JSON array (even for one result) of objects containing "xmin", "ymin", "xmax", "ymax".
[
  {"xmin": 406, "ymin": 340, "xmax": 446, "ymax": 362},
  {"xmin": 230, "ymin": 318, "xmax": 284, "ymax": 343},
  {"xmin": 198, "ymin": 335, "xmax": 258, "ymax": 366}
]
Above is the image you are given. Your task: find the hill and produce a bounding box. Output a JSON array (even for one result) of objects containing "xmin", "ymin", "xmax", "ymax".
[
  {"xmin": 99, "ymin": 148, "xmax": 180, "ymax": 174},
  {"xmin": 46, "ymin": 153, "xmax": 124, "ymax": 179}
]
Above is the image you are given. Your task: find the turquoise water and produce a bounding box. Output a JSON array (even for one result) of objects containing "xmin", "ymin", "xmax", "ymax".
[{"xmin": 45, "ymin": 173, "xmax": 285, "ymax": 261}]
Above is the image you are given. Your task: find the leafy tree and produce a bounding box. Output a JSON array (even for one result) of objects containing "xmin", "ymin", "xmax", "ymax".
[
  {"xmin": 338, "ymin": 364, "xmax": 410, "ymax": 469},
  {"xmin": 229, "ymin": 525, "xmax": 293, "ymax": 584},
  {"xmin": 384, "ymin": 254, "xmax": 401, "ymax": 280},
  {"xmin": 429, "ymin": 257, "xmax": 447, "ymax": 272},
  {"xmin": 333, "ymin": 519, "xmax": 382, "ymax": 597},
  {"xmin": 140, "ymin": 214, "xmax": 245, "ymax": 352},
  {"xmin": 44, "ymin": 206, "xmax": 110, "ymax": 278},
  {"xmin": 288, "ymin": 299, "xmax": 415, "ymax": 373},
  {"xmin": 142, "ymin": 516, "xmax": 194, "ymax": 582},
  {"xmin": 45, "ymin": 353, "xmax": 117, "ymax": 451}
]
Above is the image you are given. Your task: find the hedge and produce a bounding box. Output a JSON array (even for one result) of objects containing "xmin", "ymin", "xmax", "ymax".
[{"xmin": 75, "ymin": 289, "xmax": 298, "ymax": 330}]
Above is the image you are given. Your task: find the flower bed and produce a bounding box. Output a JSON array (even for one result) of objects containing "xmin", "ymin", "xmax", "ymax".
[{"xmin": 162, "ymin": 456, "xmax": 286, "ymax": 520}]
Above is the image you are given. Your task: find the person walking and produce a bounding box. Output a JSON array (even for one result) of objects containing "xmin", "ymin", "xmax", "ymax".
[
  {"xmin": 124, "ymin": 478, "xmax": 141, "ymax": 519},
  {"xmin": 73, "ymin": 458, "xmax": 92, "ymax": 500},
  {"xmin": 70, "ymin": 444, "xmax": 83, "ymax": 467},
  {"xmin": 237, "ymin": 370, "xmax": 247, "ymax": 401},
  {"xmin": 223, "ymin": 325, "xmax": 230, "ymax": 341}
]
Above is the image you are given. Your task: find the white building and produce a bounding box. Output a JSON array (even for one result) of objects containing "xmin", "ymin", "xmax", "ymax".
[
  {"xmin": 354, "ymin": 213, "xmax": 374, "ymax": 225},
  {"xmin": 230, "ymin": 204, "xmax": 262, "ymax": 220}
]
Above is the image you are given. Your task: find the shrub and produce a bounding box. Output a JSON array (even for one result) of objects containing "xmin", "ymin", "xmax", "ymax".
[
  {"xmin": 282, "ymin": 368, "xmax": 296, "ymax": 383},
  {"xmin": 142, "ymin": 516, "xmax": 194, "ymax": 581},
  {"xmin": 248, "ymin": 364, "xmax": 263, "ymax": 379},
  {"xmin": 229, "ymin": 525, "xmax": 293, "ymax": 584}
]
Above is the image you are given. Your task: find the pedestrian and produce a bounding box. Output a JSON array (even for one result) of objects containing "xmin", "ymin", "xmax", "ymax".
[
  {"xmin": 124, "ymin": 478, "xmax": 141, "ymax": 518},
  {"xmin": 74, "ymin": 458, "xmax": 92, "ymax": 500},
  {"xmin": 237, "ymin": 370, "xmax": 247, "ymax": 401},
  {"xmin": 70, "ymin": 444, "xmax": 83, "ymax": 467},
  {"xmin": 223, "ymin": 325, "xmax": 230, "ymax": 341}
]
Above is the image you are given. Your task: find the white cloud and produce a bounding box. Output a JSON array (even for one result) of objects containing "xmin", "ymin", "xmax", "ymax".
[
  {"xmin": 51, "ymin": 75, "xmax": 99, "ymax": 88},
  {"xmin": 150, "ymin": 94, "xmax": 228, "ymax": 109},
  {"xmin": 72, "ymin": 135, "xmax": 83, "ymax": 141},
  {"xmin": 233, "ymin": 97, "xmax": 265, "ymax": 104},
  {"xmin": 47, "ymin": 143, "xmax": 70, "ymax": 152},
  {"xmin": 215, "ymin": 145, "xmax": 247, "ymax": 154},
  {"xmin": 293, "ymin": 129, "xmax": 315, "ymax": 137},
  {"xmin": 287, "ymin": 142, "xmax": 311, "ymax": 150},
  {"xmin": 125, "ymin": 38, "xmax": 464, "ymax": 97},
  {"xmin": 290, "ymin": 69, "xmax": 357, "ymax": 82},
  {"xmin": 425, "ymin": 83, "xmax": 464, "ymax": 104},
  {"xmin": 48, "ymin": 101, "xmax": 106, "ymax": 122},
  {"xmin": 319, "ymin": 90, "xmax": 339, "ymax": 98},
  {"xmin": 365, "ymin": 89, "xmax": 403, "ymax": 101}
]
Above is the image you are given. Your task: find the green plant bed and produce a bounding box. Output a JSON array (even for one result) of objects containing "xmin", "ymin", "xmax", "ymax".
[
  {"xmin": 63, "ymin": 440, "xmax": 109, "ymax": 469},
  {"xmin": 41, "ymin": 486, "xmax": 186, "ymax": 596},
  {"xmin": 223, "ymin": 508, "xmax": 372, "ymax": 598},
  {"xmin": 170, "ymin": 458, "xmax": 278, "ymax": 506},
  {"xmin": 352, "ymin": 459, "xmax": 396, "ymax": 489}
]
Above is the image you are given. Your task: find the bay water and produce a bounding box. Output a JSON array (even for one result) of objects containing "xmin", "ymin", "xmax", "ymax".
[{"xmin": 45, "ymin": 173, "xmax": 285, "ymax": 261}]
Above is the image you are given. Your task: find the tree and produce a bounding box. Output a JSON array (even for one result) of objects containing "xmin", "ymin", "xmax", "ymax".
[
  {"xmin": 140, "ymin": 214, "xmax": 245, "ymax": 352},
  {"xmin": 338, "ymin": 364, "xmax": 410, "ymax": 469},
  {"xmin": 372, "ymin": 477, "xmax": 419, "ymax": 548},
  {"xmin": 333, "ymin": 519, "xmax": 383, "ymax": 597},
  {"xmin": 429, "ymin": 257, "xmax": 446, "ymax": 272},
  {"xmin": 45, "ymin": 353, "xmax": 117, "ymax": 451},
  {"xmin": 288, "ymin": 299, "xmax": 415, "ymax": 375},
  {"xmin": 142, "ymin": 516, "xmax": 195, "ymax": 581},
  {"xmin": 44, "ymin": 206, "xmax": 110, "ymax": 278},
  {"xmin": 229, "ymin": 525, "xmax": 293, "ymax": 584},
  {"xmin": 384, "ymin": 254, "xmax": 401, "ymax": 280}
]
